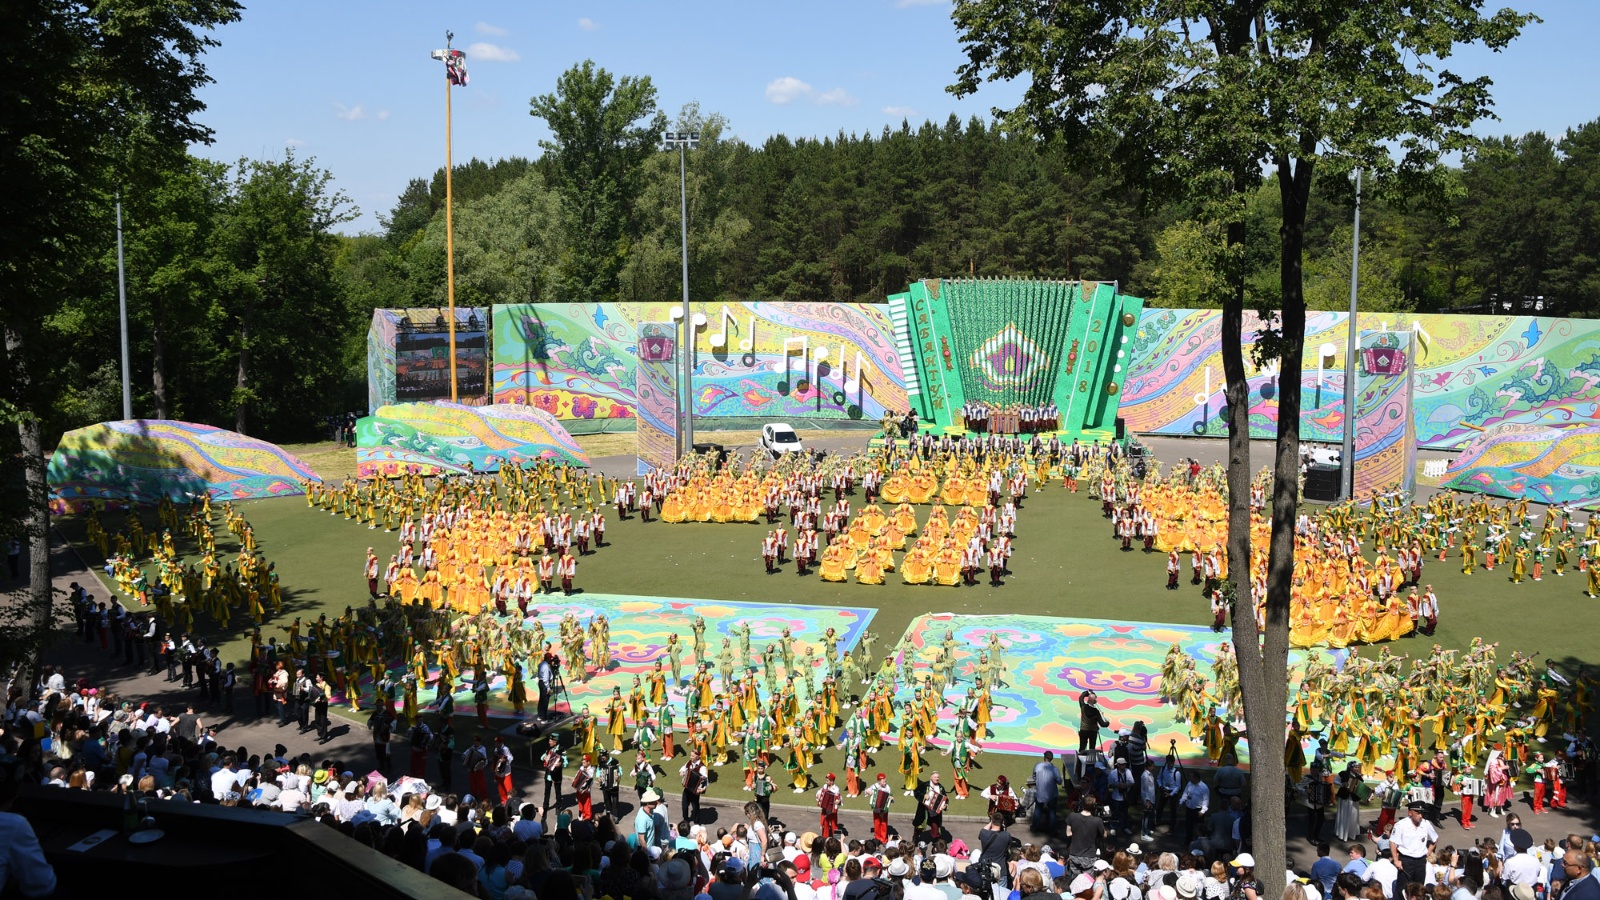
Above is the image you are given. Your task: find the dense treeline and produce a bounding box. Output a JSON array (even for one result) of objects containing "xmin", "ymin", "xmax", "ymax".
[
  {"xmin": 357, "ymin": 97, "xmax": 1600, "ymax": 322},
  {"xmin": 19, "ymin": 60, "xmax": 1600, "ymax": 448}
]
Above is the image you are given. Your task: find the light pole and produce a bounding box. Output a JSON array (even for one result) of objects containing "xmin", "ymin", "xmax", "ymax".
[
  {"xmin": 1340, "ymin": 168, "xmax": 1362, "ymax": 501},
  {"xmin": 432, "ymin": 34, "xmax": 468, "ymax": 402},
  {"xmin": 662, "ymin": 130, "xmax": 700, "ymax": 457}
]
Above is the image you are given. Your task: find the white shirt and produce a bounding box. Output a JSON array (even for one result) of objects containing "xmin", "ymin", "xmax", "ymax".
[
  {"xmin": 1391, "ymin": 817, "xmax": 1437, "ymax": 859},
  {"xmin": 210, "ymin": 767, "xmax": 238, "ymax": 799},
  {"xmin": 1366, "ymin": 859, "xmax": 1400, "ymax": 898},
  {"xmin": 1502, "ymin": 853, "xmax": 1541, "ymax": 887}
]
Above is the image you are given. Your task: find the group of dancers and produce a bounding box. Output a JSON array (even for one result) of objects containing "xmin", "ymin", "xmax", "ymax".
[
  {"xmin": 86, "ymin": 496, "xmax": 282, "ymax": 636},
  {"xmin": 1088, "ymin": 458, "xmax": 1441, "ymax": 648}
]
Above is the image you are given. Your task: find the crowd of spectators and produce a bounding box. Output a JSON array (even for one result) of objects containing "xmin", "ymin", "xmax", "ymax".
[{"xmin": 6, "ymin": 663, "xmax": 1600, "ymax": 900}]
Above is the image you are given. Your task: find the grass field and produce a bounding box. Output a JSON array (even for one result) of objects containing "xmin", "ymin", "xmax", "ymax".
[{"xmin": 58, "ymin": 449, "xmax": 1600, "ymax": 811}]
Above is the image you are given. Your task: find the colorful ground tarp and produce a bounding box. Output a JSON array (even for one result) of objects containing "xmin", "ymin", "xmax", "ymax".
[
  {"xmin": 356, "ymin": 402, "xmax": 589, "ymax": 478},
  {"xmin": 890, "ymin": 613, "xmax": 1342, "ymax": 760},
  {"xmin": 351, "ymin": 594, "xmax": 876, "ymax": 720},
  {"xmin": 1443, "ymin": 423, "xmax": 1600, "ymax": 505},
  {"xmin": 48, "ymin": 420, "xmax": 318, "ymax": 514}
]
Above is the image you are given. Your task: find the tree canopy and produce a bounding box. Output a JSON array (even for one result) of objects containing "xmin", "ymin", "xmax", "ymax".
[{"xmin": 948, "ymin": 2, "xmax": 1533, "ymax": 894}]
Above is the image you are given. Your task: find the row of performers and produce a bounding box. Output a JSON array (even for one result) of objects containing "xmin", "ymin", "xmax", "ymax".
[{"xmin": 959, "ymin": 402, "xmax": 1060, "ymax": 434}]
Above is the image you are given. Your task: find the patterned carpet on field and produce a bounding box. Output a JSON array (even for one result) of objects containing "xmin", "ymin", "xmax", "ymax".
[
  {"xmin": 888, "ymin": 612, "xmax": 1345, "ymax": 760},
  {"xmin": 350, "ymin": 594, "xmax": 876, "ymax": 721}
]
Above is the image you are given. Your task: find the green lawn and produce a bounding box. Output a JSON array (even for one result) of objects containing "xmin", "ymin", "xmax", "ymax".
[{"xmin": 58, "ymin": 470, "xmax": 1600, "ymax": 811}]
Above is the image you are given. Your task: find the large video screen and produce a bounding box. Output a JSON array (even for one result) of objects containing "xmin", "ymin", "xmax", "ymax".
[{"xmin": 395, "ymin": 325, "xmax": 487, "ymax": 401}]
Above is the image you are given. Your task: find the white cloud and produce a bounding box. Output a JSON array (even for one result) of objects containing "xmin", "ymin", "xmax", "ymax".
[
  {"xmin": 333, "ymin": 102, "xmax": 367, "ymax": 121},
  {"xmin": 817, "ymin": 88, "xmax": 859, "ymax": 107},
  {"xmin": 285, "ymin": 138, "xmax": 306, "ymax": 148},
  {"xmin": 765, "ymin": 76, "xmax": 814, "ymax": 105},
  {"xmin": 577, "ymin": 17, "xmax": 599, "ymax": 31},
  {"xmin": 376, "ymin": 109, "xmax": 391, "ymax": 121},
  {"xmin": 882, "ymin": 105, "xmax": 916, "ymax": 117},
  {"xmin": 467, "ymin": 42, "xmax": 520, "ymax": 63},
  {"xmin": 475, "ymin": 21, "xmax": 508, "ymax": 36}
]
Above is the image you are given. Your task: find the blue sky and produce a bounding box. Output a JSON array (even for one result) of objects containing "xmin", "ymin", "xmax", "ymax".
[{"xmin": 189, "ymin": 0, "xmax": 1598, "ymax": 234}]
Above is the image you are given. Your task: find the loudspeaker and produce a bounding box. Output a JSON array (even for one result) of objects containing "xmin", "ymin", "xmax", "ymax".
[
  {"xmin": 1115, "ymin": 417, "xmax": 1126, "ymax": 441},
  {"xmin": 1304, "ymin": 463, "xmax": 1342, "ymax": 502}
]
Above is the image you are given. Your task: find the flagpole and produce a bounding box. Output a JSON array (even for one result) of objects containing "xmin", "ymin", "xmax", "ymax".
[{"xmin": 444, "ymin": 63, "xmax": 458, "ymax": 403}]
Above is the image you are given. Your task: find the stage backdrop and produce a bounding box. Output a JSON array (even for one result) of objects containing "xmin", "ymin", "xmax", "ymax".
[
  {"xmin": 367, "ymin": 307, "xmax": 491, "ymax": 412},
  {"xmin": 491, "ymin": 302, "xmax": 909, "ymax": 424},
  {"xmin": 48, "ymin": 420, "xmax": 318, "ymax": 514},
  {"xmin": 1122, "ymin": 310, "xmax": 1600, "ymax": 449}
]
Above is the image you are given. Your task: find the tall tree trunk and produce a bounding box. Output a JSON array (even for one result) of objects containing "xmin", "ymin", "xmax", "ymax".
[
  {"xmin": 3, "ymin": 324, "xmax": 59, "ymax": 680},
  {"xmin": 1237, "ymin": 160, "xmax": 1317, "ymax": 900},
  {"xmin": 234, "ymin": 313, "xmax": 250, "ymax": 435},
  {"xmin": 151, "ymin": 298, "xmax": 169, "ymax": 419},
  {"xmin": 1216, "ymin": 194, "xmax": 1267, "ymax": 883}
]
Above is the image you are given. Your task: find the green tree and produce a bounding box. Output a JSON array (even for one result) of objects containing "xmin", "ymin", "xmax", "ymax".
[
  {"xmin": 213, "ymin": 150, "xmax": 356, "ymax": 437},
  {"xmin": 411, "ymin": 168, "xmax": 565, "ymax": 306},
  {"xmin": 529, "ymin": 60, "xmax": 662, "ymax": 301},
  {"xmin": 950, "ymin": 1, "xmax": 1532, "ymax": 887},
  {"xmin": 0, "ymin": 0, "xmax": 242, "ymax": 673},
  {"xmin": 622, "ymin": 105, "xmax": 751, "ymax": 303}
]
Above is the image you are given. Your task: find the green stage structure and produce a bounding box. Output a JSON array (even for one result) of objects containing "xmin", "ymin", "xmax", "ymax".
[{"xmin": 886, "ymin": 279, "xmax": 1144, "ymax": 440}]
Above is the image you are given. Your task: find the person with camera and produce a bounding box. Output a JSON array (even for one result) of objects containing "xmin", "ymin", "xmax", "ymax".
[
  {"xmin": 1080, "ymin": 692, "xmax": 1109, "ymax": 756},
  {"xmin": 980, "ymin": 810, "xmax": 1022, "ymax": 890},
  {"xmin": 1066, "ymin": 794, "xmax": 1105, "ymax": 877}
]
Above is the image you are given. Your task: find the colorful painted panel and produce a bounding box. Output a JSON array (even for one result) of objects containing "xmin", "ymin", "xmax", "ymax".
[
  {"xmin": 48, "ymin": 420, "xmax": 318, "ymax": 514},
  {"xmin": 1408, "ymin": 315, "xmax": 1600, "ymax": 449},
  {"xmin": 486, "ymin": 302, "xmax": 908, "ymax": 424},
  {"xmin": 1122, "ymin": 310, "xmax": 1600, "ymax": 449},
  {"xmin": 1120, "ymin": 309, "xmax": 1347, "ymax": 441},
  {"xmin": 356, "ymin": 402, "xmax": 588, "ymax": 478},
  {"xmin": 1352, "ymin": 332, "xmax": 1417, "ymax": 500},
  {"xmin": 492, "ymin": 303, "xmax": 638, "ymax": 419},
  {"xmin": 635, "ymin": 323, "xmax": 679, "ymax": 475},
  {"xmin": 688, "ymin": 302, "xmax": 907, "ymax": 421},
  {"xmin": 1443, "ymin": 423, "xmax": 1600, "ymax": 505},
  {"xmin": 346, "ymin": 594, "xmax": 876, "ymax": 721},
  {"xmin": 890, "ymin": 613, "xmax": 1337, "ymax": 760}
]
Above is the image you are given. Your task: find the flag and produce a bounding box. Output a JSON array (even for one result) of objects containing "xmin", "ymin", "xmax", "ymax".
[{"xmin": 444, "ymin": 48, "xmax": 468, "ymax": 86}]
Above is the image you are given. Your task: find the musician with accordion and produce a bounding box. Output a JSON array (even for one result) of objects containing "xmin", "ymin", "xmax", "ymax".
[
  {"xmin": 981, "ymin": 774, "xmax": 1021, "ymax": 826},
  {"xmin": 866, "ymin": 772, "xmax": 894, "ymax": 842}
]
